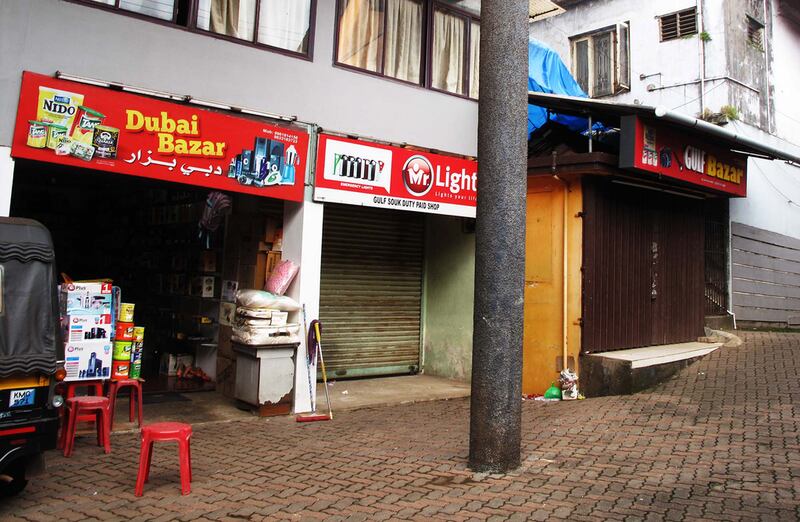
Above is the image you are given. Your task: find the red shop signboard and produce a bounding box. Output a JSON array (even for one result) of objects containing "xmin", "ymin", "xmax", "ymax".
[
  {"xmin": 11, "ymin": 71, "xmax": 309, "ymax": 201},
  {"xmin": 619, "ymin": 115, "xmax": 747, "ymax": 197},
  {"xmin": 313, "ymin": 134, "xmax": 478, "ymax": 218}
]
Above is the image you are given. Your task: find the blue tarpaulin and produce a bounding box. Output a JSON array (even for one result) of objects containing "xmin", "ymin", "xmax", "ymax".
[{"xmin": 528, "ymin": 38, "xmax": 591, "ymax": 135}]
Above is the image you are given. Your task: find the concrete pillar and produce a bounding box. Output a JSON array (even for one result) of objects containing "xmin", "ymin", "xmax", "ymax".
[
  {"xmin": 0, "ymin": 147, "xmax": 14, "ymax": 217},
  {"xmin": 282, "ymin": 191, "xmax": 324, "ymax": 414},
  {"xmin": 468, "ymin": 0, "xmax": 529, "ymax": 473}
]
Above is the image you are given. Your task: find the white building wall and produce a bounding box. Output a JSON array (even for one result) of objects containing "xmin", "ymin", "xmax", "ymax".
[
  {"xmin": 729, "ymin": 0, "xmax": 800, "ymax": 239},
  {"xmin": 732, "ymin": 158, "xmax": 800, "ymax": 237},
  {"xmin": 530, "ymin": 0, "xmax": 726, "ymax": 119},
  {"xmin": 772, "ymin": 2, "xmax": 800, "ymax": 143},
  {"xmin": 0, "ymin": 0, "xmax": 478, "ymax": 156}
]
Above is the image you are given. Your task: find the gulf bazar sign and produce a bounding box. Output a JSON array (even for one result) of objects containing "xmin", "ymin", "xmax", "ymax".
[
  {"xmin": 620, "ymin": 115, "xmax": 747, "ymax": 197},
  {"xmin": 313, "ymin": 134, "xmax": 478, "ymax": 218},
  {"xmin": 11, "ymin": 72, "xmax": 309, "ymax": 201}
]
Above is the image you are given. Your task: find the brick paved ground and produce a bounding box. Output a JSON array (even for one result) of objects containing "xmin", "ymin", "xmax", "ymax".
[{"xmin": 2, "ymin": 331, "xmax": 799, "ymax": 521}]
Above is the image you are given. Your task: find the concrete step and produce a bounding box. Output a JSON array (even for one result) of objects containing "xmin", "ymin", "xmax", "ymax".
[
  {"xmin": 581, "ymin": 341, "xmax": 723, "ymax": 397},
  {"xmin": 706, "ymin": 314, "xmax": 735, "ymax": 330}
]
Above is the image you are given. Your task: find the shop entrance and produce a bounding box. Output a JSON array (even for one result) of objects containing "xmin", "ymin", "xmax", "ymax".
[
  {"xmin": 10, "ymin": 160, "xmax": 284, "ymax": 396},
  {"xmin": 319, "ymin": 204, "xmax": 424, "ymax": 379},
  {"xmin": 581, "ymin": 178, "xmax": 706, "ymax": 352}
]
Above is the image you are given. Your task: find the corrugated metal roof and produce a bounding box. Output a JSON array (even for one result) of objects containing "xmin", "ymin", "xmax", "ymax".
[
  {"xmin": 528, "ymin": 92, "xmax": 800, "ymax": 164},
  {"xmin": 530, "ymin": 0, "xmax": 565, "ymax": 20}
]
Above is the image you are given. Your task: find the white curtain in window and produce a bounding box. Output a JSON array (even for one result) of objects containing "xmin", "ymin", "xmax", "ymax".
[
  {"xmin": 337, "ymin": 0, "xmax": 384, "ymax": 73},
  {"xmin": 432, "ymin": 9, "xmax": 465, "ymax": 95},
  {"xmin": 469, "ymin": 21, "xmax": 479, "ymax": 98},
  {"xmin": 119, "ymin": 0, "xmax": 175, "ymax": 21},
  {"xmin": 258, "ymin": 0, "xmax": 312, "ymax": 53},
  {"xmin": 384, "ymin": 0, "xmax": 422, "ymax": 83},
  {"xmin": 236, "ymin": 0, "xmax": 256, "ymax": 40}
]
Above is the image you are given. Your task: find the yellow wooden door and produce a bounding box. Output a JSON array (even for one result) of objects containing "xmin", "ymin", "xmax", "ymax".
[{"xmin": 523, "ymin": 176, "xmax": 582, "ymax": 395}]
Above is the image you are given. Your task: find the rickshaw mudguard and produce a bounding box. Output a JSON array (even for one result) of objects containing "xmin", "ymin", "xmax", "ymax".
[{"xmin": 0, "ymin": 406, "xmax": 59, "ymax": 475}]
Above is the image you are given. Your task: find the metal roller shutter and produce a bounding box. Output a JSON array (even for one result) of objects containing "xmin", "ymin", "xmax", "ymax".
[
  {"xmin": 319, "ymin": 204, "xmax": 424, "ymax": 378},
  {"xmin": 582, "ymin": 178, "xmax": 705, "ymax": 352}
]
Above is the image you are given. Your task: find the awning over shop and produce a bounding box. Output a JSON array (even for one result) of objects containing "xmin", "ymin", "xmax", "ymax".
[{"xmin": 527, "ymin": 92, "xmax": 800, "ymax": 165}]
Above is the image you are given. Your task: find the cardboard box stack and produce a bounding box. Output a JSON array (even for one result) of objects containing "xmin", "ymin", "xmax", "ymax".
[{"xmin": 60, "ymin": 282, "xmax": 114, "ymax": 381}]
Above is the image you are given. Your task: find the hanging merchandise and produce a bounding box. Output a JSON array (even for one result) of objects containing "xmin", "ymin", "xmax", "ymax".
[
  {"xmin": 264, "ymin": 259, "xmax": 298, "ymax": 295},
  {"xmin": 198, "ymin": 191, "xmax": 232, "ymax": 249}
]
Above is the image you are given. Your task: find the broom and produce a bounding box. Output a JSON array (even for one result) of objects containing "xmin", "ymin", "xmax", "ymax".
[{"xmin": 296, "ymin": 318, "xmax": 333, "ymax": 422}]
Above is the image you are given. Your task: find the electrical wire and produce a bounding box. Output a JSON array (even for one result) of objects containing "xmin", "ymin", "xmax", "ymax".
[
  {"xmin": 670, "ymin": 79, "xmax": 725, "ymax": 111},
  {"xmin": 774, "ymin": 108, "xmax": 800, "ymax": 127},
  {"xmin": 751, "ymin": 160, "xmax": 800, "ymax": 209}
]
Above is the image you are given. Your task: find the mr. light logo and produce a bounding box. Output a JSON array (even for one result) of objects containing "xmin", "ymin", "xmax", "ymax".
[{"xmin": 402, "ymin": 155, "xmax": 434, "ymax": 197}]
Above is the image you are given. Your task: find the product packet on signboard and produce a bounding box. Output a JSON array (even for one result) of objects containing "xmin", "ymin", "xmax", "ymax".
[{"xmin": 36, "ymin": 86, "xmax": 84, "ymax": 133}]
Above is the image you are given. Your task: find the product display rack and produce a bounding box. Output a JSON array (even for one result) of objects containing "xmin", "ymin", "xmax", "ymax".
[{"xmin": 116, "ymin": 191, "xmax": 223, "ymax": 393}]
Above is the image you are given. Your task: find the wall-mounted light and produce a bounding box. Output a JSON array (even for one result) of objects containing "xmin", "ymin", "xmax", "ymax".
[
  {"xmin": 55, "ymin": 71, "xmax": 114, "ymax": 88},
  {"xmin": 121, "ymin": 85, "xmax": 187, "ymax": 102}
]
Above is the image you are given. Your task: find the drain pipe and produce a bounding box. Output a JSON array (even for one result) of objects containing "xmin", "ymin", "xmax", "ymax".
[
  {"xmin": 698, "ymin": 0, "xmax": 706, "ymax": 115},
  {"xmin": 553, "ymin": 173, "xmax": 570, "ymax": 371}
]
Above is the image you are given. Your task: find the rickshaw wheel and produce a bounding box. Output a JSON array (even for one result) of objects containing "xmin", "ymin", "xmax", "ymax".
[{"xmin": 0, "ymin": 462, "xmax": 28, "ymax": 498}]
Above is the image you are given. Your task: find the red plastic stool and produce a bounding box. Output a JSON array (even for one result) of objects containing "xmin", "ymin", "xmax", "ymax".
[
  {"xmin": 62, "ymin": 396, "xmax": 111, "ymax": 457},
  {"xmin": 64, "ymin": 381, "xmax": 104, "ymax": 399},
  {"xmin": 107, "ymin": 378, "xmax": 143, "ymax": 429},
  {"xmin": 135, "ymin": 422, "xmax": 192, "ymax": 497},
  {"xmin": 56, "ymin": 381, "xmax": 107, "ymax": 450}
]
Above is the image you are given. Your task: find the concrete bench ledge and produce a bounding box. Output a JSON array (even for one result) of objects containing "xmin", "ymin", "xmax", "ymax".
[
  {"xmin": 588, "ymin": 342, "xmax": 723, "ymax": 369},
  {"xmin": 581, "ymin": 341, "xmax": 723, "ymax": 397}
]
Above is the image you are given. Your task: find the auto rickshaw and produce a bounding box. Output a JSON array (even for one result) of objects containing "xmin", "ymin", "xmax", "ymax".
[{"xmin": 0, "ymin": 217, "xmax": 65, "ymax": 497}]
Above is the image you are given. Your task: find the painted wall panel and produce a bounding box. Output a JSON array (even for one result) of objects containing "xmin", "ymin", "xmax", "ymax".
[
  {"xmin": 421, "ymin": 215, "xmax": 475, "ymax": 382},
  {"xmin": 732, "ymin": 221, "xmax": 800, "ymax": 325}
]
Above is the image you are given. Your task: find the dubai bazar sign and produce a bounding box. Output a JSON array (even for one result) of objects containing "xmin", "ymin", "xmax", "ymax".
[
  {"xmin": 313, "ymin": 134, "xmax": 478, "ymax": 218},
  {"xmin": 619, "ymin": 115, "xmax": 747, "ymax": 197},
  {"xmin": 11, "ymin": 71, "xmax": 309, "ymax": 201}
]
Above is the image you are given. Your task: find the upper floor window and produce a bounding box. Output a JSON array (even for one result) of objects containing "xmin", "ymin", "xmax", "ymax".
[
  {"xmin": 77, "ymin": 0, "xmax": 315, "ymax": 56},
  {"xmin": 746, "ymin": 15, "xmax": 765, "ymax": 51},
  {"xmin": 335, "ymin": 0, "xmax": 480, "ymax": 99},
  {"xmin": 570, "ymin": 23, "xmax": 629, "ymax": 98},
  {"xmin": 658, "ymin": 8, "xmax": 697, "ymax": 42}
]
